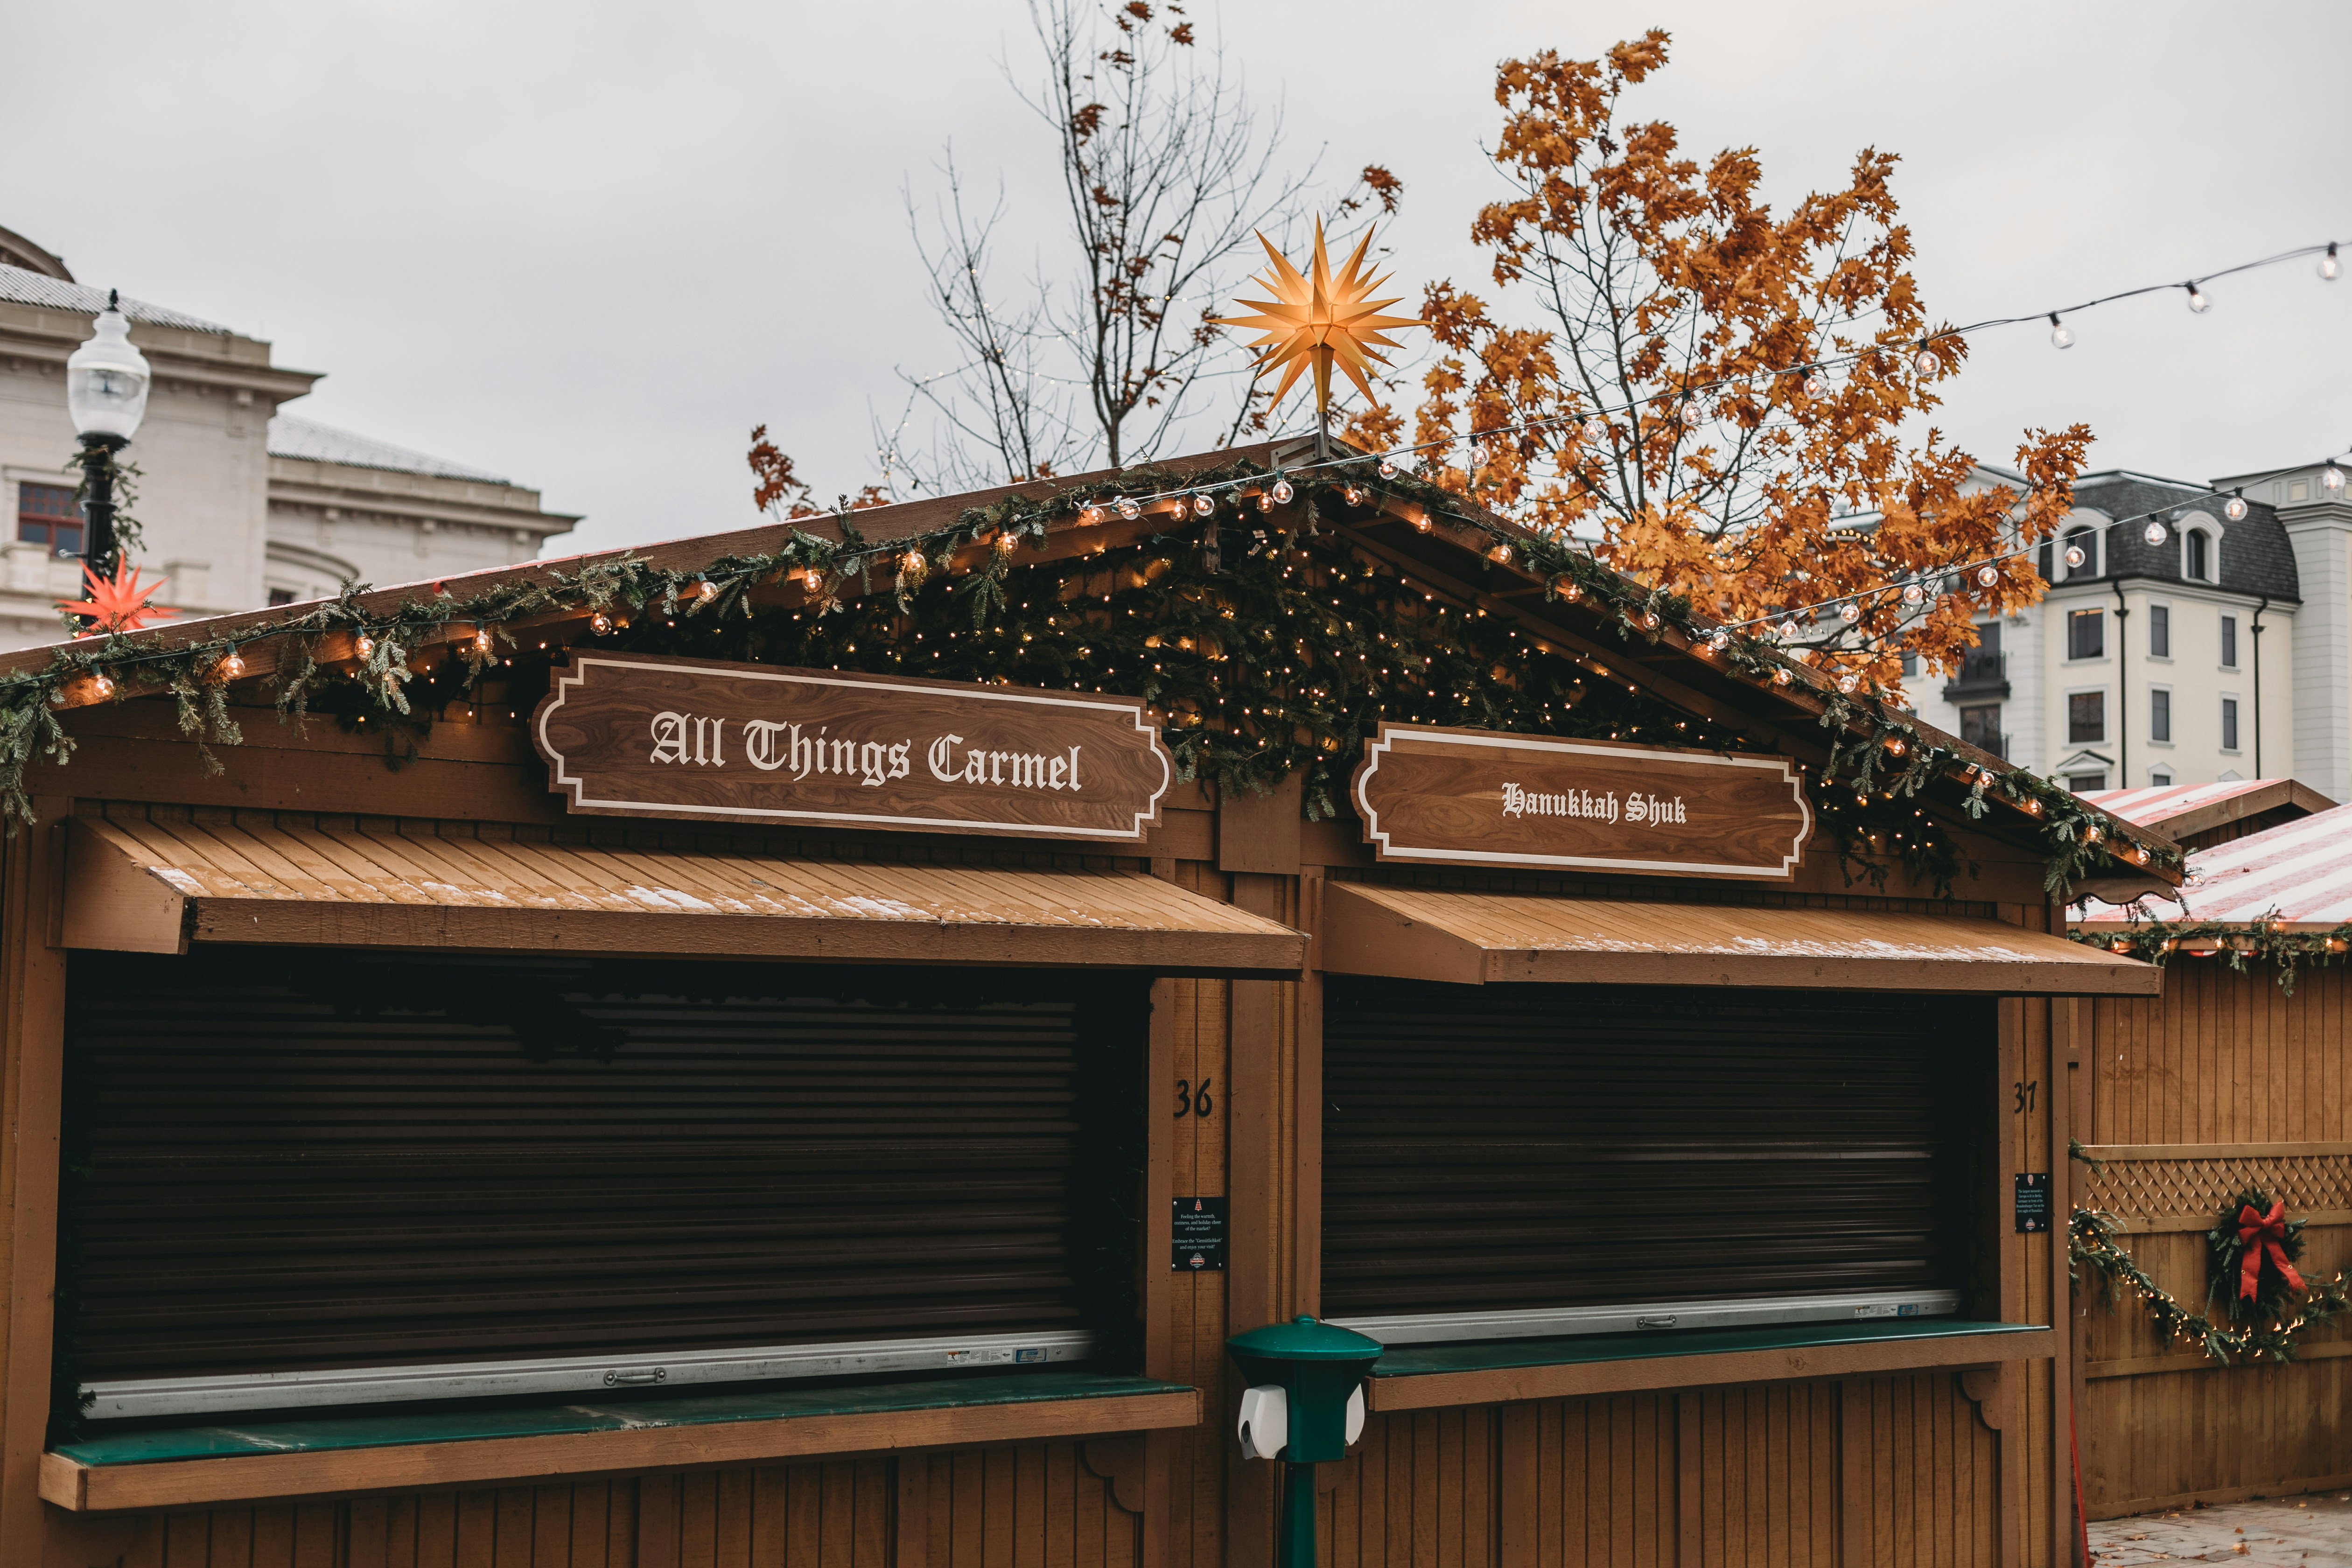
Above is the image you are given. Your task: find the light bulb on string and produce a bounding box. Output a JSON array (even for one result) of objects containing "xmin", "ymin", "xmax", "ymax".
[
  {"xmin": 2048, "ymin": 313, "xmax": 2073, "ymax": 350},
  {"xmin": 1256, "ymin": 491, "xmax": 1275, "ymax": 513},
  {"xmin": 1975, "ymin": 565, "xmax": 1999, "ymax": 587},
  {"xmin": 2324, "ymin": 243, "xmax": 2341, "ymax": 281},
  {"xmin": 1911, "ymin": 342, "xmax": 1942, "ymax": 376},
  {"xmin": 1837, "ymin": 675, "xmax": 1858, "ymax": 694},
  {"xmin": 1117, "ymin": 497, "xmax": 1141, "ymax": 521},
  {"xmin": 2144, "ymin": 520, "xmax": 2169, "ymax": 546},
  {"xmin": 1901, "ymin": 581, "xmax": 1924, "ymax": 606},
  {"xmin": 1193, "ymin": 494, "xmax": 1216, "ymax": 518},
  {"xmin": 2224, "ymin": 492, "xmax": 2248, "ymax": 522},
  {"xmin": 1678, "ymin": 398, "xmax": 1702, "ymax": 428},
  {"xmin": 1343, "ymin": 485, "xmax": 1363, "ymax": 506},
  {"xmin": 1582, "ymin": 415, "xmax": 1610, "ymax": 445},
  {"xmin": 1080, "ymin": 501, "xmax": 1105, "ymax": 526},
  {"xmin": 353, "ymin": 634, "xmax": 375, "ymax": 658},
  {"xmin": 1801, "ymin": 367, "xmax": 1828, "ymax": 399},
  {"xmin": 1377, "ymin": 458, "xmax": 1397, "ymax": 478},
  {"xmin": 1270, "ymin": 478, "xmax": 1294, "ymax": 504},
  {"xmin": 2185, "ymin": 283, "xmax": 2210, "ymax": 313},
  {"xmin": 2326, "ymin": 464, "xmax": 2347, "ymax": 495},
  {"xmin": 2064, "ymin": 544, "xmax": 2086, "ymax": 569},
  {"xmin": 1469, "ymin": 443, "xmax": 1488, "ymax": 466},
  {"xmin": 1838, "ymin": 600, "xmax": 1862, "ymax": 623}
]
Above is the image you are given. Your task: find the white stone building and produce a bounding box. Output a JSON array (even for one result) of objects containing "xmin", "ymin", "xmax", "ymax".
[
  {"xmin": 0, "ymin": 223, "xmax": 575, "ymax": 651},
  {"xmin": 1911, "ymin": 468, "xmax": 2306, "ymax": 798}
]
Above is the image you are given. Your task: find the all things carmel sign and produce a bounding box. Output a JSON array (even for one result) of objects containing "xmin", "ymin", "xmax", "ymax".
[
  {"xmin": 1351, "ymin": 723, "xmax": 1812, "ymax": 879},
  {"xmin": 533, "ymin": 655, "xmax": 1171, "ymax": 840}
]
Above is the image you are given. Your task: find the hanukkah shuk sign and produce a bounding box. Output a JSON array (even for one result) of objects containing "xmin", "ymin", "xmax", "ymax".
[
  {"xmin": 533, "ymin": 656, "xmax": 1171, "ymax": 841},
  {"xmin": 1351, "ymin": 724, "xmax": 1812, "ymax": 879}
]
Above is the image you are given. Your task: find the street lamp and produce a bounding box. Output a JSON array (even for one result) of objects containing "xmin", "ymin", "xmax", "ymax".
[{"xmin": 65, "ymin": 290, "xmax": 151, "ymax": 578}]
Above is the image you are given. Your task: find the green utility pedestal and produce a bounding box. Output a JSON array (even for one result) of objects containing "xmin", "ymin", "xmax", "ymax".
[{"xmin": 1226, "ymin": 1316, "xmax": 1384, "ymax": 1568}]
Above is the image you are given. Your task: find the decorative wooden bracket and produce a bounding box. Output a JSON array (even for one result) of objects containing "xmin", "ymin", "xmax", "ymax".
[
  {"xmin": 1083, "ymin": 1436, "xmax": 1148, "ymax": 1517},
  {"xmin": 1958, "ymin": 1367, "xmax": 2009, "ymax": 1432}
]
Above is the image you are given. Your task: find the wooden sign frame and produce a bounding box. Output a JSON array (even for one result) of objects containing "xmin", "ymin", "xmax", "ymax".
[
  {"xmin": 533, "ymin": 656, "xmax": 1172, "ymax": 841},
  {"xmin": 1351, "ymin": 723, "xmax": 1812, "ymax": 880}
]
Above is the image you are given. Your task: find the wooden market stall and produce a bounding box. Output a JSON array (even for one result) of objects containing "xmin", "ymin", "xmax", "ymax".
[
  {"xmin": 0, "ymin": 441, "xmax": 2170, "ymax": 1568},
  {"xmin": 2071, "ymin": 796, "xmax": 2352, "ymax": 1518},
  {"xmin": 2080, "ymin": 779, "xmax": 2336, "ymax": 854}
]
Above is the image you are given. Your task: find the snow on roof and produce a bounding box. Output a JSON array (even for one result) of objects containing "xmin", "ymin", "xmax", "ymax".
[
  {"xmin": 0, "ymin": 262, "xmax": 232, "ymax": 334},
  {"xmin": 267, "ymin": 416, "xmax": 510, "ymax": 485},
  {"xmin": 2076, "ymin": 801, "xmax": 2352, "ymax": 928}
]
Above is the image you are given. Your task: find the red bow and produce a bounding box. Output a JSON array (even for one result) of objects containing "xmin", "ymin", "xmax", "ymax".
[{"xmin": 2236, "ymin": 1200, "xmax": 2306, "ymax": 1301}]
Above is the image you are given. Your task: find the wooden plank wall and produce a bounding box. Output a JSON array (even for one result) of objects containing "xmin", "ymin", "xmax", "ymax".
[
  {"xmin": 58, "ymin": 1442, "xmax": 1145, "ymax": 1568},
  {"xmin": 2073, "ymin": 963, "xmax": 2352, "ymax": 1516},
  {"xmin": 1313, "ymin": 1376, "xmax": 2000, "ymax": 1568}
]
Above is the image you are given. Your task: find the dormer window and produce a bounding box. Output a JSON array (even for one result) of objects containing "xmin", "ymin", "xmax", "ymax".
[
  {"xmin": 2184, "ymin": 528, "xmax": 2212, "ymax": 581},
  {"xmin": 2064, "ymin": 526, "xmax": 2100, "ymax": 579}
]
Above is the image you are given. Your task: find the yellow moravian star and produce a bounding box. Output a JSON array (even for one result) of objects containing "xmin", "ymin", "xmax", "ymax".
[{"xmin": 1217, "ymin": 219, "xmax": 1418, "ymax": 423}]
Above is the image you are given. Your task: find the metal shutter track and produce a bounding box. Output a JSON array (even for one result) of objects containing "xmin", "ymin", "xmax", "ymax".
[
  {"xmin": 62, "ymin": 951, "xmax": 1134, "ymax": 1383},
  {"xmin": 1322, "ymin": 980, "xmax": 1974, "ymax": 1319}
]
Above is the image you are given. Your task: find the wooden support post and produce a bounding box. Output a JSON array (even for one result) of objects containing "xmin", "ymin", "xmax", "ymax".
[
  {"xmin": 1225, "ymin": 857, "xmax": 1289, "ymax": 1568},
  {"xmin": 2050, "ymin": 994, "xmax": 2078, "ymax": 1568},
  {"xmin": 0, "ymin": 799, "xmax": 68, "ymax": 1565},
  {"xmin": 1294, "ymin": 868, "xmax": 1323, "ymax": 1318}
]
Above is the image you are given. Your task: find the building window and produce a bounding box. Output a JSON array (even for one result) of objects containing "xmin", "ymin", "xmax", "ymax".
[
  {"xmin": 2068, "ymin": 608, "xmax": 2105, "ymax": 660},
  {"xmin": 2185, "ymin": 529, "xmax": 2212, "ymax": 581},
  {"xmin": 16, "ymin": 482, "xmax": 82, "ymax": 555},
  {"xmin": 2069, "ymin": 691, "xmax": 2106, "ymax": 743},
  {"xmin": 2065, "ymin": 526, "xmax": 2100, "ymax": 579},
  {"xmin": 266, "ymin": 588, "xmax": 296, "ymax": 607},
  {"xmin": 2150, "ymin": 768, "xmax": 2173, "ymax": 786},
  {"xmin": 2221, "ymin": 615, "xmax": 2239, "ymax": 668},
  {"xmin": 1959, "ymin": 705, "xmax": 2003, "ymax": 757},
  {"xmin": 2067, "ymin": 772, "xmax": 2108, "ymax": 793},
  {"xmin": 2150, "ymin": 604, "xmax": 2170, "ymax": 658},
  {"xmin": 2222, "ymin": 696, "xmax": 2240, "ymax": 751},
  {"xmin": 2149, "ymin": 687, "xmax": 2171, "ymax": 743},
  {"xmin": 1899, "ymin": 651, "xmax": 1918, "ymax": 678}
]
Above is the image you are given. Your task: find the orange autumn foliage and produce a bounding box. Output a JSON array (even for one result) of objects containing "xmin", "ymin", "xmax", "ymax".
[{"xmin": 1406, "ymin": 30, "xmax": 2090, "ymax": 692}]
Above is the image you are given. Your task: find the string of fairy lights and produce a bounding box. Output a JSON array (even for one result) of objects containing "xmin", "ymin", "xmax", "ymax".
[{"xmin": 1023, "ymin": 234, "xmax": 2349, "ymax": 644}]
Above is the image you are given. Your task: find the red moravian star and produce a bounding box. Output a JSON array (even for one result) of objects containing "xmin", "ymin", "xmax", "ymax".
[{"xmin": 56, "ymin": 561, "xmax": 174, "ymax": 637}]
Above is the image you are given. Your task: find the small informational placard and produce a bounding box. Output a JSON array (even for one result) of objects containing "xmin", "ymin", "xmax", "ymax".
[
  {"xmin": 2014, "ymin": 1172, "xmax": 2052, "ymax": 1233},
  {"xmin": 1173, "ymin": 1196, "xmax": 1228, "ymax": 1271}
]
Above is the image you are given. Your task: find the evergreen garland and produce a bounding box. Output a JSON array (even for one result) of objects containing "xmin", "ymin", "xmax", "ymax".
[
  {"xmin": 2070, "ymin": 915, "xmax": 2352, "ymax": 994},
  {"xmin": 0, "ymin": 454, "xmax": 2171, "ymax": 895},
  {"xmin": 2068, "ymin": 1199, "xmax": 2352, "ymax": 1366}
]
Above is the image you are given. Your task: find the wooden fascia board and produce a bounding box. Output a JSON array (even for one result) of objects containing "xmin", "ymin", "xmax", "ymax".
[
  {"xmin": 1363, "ymin": 1327, "xmax": 2055, "ymax": 1413},
  {"xmin": 178, "ymin": 898, "xmax": 1306, "ymax": 976},
  {"xmin": 37, "ymin": 1387, "xmax": 1201, "ymax": 1512},
  {"xmin": 2142, "ymin": 778, "xmax": 2338, "ymax": 841},
  {"xmin": 59, "ymin": 818, "xmax": 188, "ymax": 954},
  {"xmin": 1316, "ymin": 884, "xmax": 2163, "ymax": 995}
]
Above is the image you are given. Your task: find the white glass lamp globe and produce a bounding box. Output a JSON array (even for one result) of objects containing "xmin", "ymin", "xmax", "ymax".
[{"xmin": 66, "ymin": 293, "xmax": 151, "ymax": 442}]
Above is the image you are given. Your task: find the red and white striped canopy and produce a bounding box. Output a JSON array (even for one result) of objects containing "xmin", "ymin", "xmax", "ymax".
[{"xmin": 2076, "ymin": 801, "xmax": 2352, "ymax": 929}]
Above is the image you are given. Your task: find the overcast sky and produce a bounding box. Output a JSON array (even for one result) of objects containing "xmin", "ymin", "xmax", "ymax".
[{"xmin": 6, "ymin": 0, "xmax": 2346, "ymax": 556}]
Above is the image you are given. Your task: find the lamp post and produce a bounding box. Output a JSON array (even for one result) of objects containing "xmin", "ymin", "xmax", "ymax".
[{"xmin": 65, "ymin": 290, "xmax": 152, "ymax": 579}]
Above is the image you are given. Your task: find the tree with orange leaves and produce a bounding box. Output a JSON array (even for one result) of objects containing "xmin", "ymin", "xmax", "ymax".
[{"xmin": 1397, "ymin": 30, "xmax": 2090, "ymax": 692}]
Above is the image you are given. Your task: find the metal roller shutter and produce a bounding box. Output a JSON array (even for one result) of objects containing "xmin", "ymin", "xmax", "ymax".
[
  {"xmin": 1322, "ymin": 980, "xmax": 1979, "ymax": 1321},
  {"xmin": 58, "ymin": 949, "xmax": 1144, "ymax": 1397}
]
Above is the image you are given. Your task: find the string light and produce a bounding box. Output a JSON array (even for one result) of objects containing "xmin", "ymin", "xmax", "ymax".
[
  {"xmin": 216, "ymin": 652, "xmax": 245, "ymax": 680},
  {"xmin": 1117, "ymin": 498, "xmax": 1142, "ymax": 521},
  {"xmin": 1901, "ymin": 581, "xmax": 1924, "ymax": 605},
  {"xmin": 1911, "ymin": 343, "xmax": 1941, "ymax": 375},
  {"xmin": 1803, "ymin": 368, "xmax": 1828, "ymax": 398},
  {"xmin": 1377, "ymin": 458, "xmax": 1397, "ymax": 478},
  {"xmin": 353, "ymin": 635, "xmax": 375, "ymax": 658},
  {"xmin": 2224, "ymin": 491, "xmax": 2249, "ymax": 521},
  {"xmin": 1080, "ymin": 501, "xmax": 1106, "ymax": 525},
  {"xmin": 1678, "ymin": 398, "xmax": 1702, "ymax": 428},
  {"xmin": 1582, "ymin": 415, "xmax": 1609, "ymax": 444},
  {"xmin": 2185, "ymin": 283, "xmax": 2211, "ymax": 314},
  {"xmin": 2064, "ymin": 544, "xmax": 2086, "ymax": 569},
  {"xmin": 2327, "ymin": 464, "xmax": 2347, "ymax": 495},
  {"xmin": 2144, "ymin": 520, "xmax": 2169, "ymax": 546},
  {"xmin": 1975, "ymin": 565, "xmax": 1998, "ymax": 587},
  {"xmin": 2325, "ymin": 243, "xmax": 2342, "ymax": 281},
  {"xmin": 589, "ymin": 612, "xmax": 614, "ymax": 635},
  {"xmin": 88, "ymin": 673, "xmax": 113, "ymax": 699},
  {"xmin": 473, "ymin": 629, "xmax": 494, "ymax": 654},
  {"xmin": 1271, "ymin": 478, "xmax": 1295, "ymax": 504},
  {"xmin": 1193, "ymin": 494, "xmax": 1216, "ymax": 517},
  {"xmin": 2048, "ymin": 313, "xmax": 2073, "ymax": 350},
  {"xmin": 1838, "ymin": 600, "xmax": 1862, "ymax": 623}
]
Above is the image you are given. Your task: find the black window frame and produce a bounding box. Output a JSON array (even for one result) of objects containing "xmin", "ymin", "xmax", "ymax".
[
  {"xmin": 2149, "ymin": 604, "xmax": 2170, "ymax": 658},
  {"xmin": 2067, "ymin": 608, "xmax": 2105, "ymax": 661},
  {"xmin": 2149, "ymin": 687, "xmax": 2171, "ymax": 743},
  {"xmin": 2068, "ymin": 691, "xmax": 2106, "ymax": 744}
]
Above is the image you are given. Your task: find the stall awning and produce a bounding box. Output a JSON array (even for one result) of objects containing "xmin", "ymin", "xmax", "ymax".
[
  {"xmin": 1321, "ymin": 882, "xmax": 2158, "ymax": 994},
  {"xmin": 63, "ymin": 812, "xmax": 1303, "ymax": 975}
]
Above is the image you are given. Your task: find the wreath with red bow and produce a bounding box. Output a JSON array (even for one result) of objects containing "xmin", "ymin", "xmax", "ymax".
[{"xmin": 2207, "ymin": 1188, "xmax": 2311, "ymax": 1325}]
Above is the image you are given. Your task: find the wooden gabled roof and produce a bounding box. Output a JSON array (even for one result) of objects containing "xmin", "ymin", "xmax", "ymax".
[{"xmin": 2, "ymin": 440, "xmax": 2174, "ymax": 883}]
